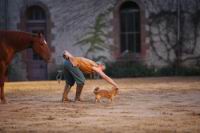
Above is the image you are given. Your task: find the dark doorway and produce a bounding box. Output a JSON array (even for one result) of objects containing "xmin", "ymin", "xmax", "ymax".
[{"xmin": 26, "ymin": 6, "xmax": 47, "ymax": 80}]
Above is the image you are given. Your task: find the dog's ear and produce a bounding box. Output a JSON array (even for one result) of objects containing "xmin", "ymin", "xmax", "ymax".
[
  {"xmin": 95, "ymin": 87, "xmax": 100, "ymax": 90},
  {"xmin": 115, "ymin": 88, "xmax": 119, "ymax": 93}
]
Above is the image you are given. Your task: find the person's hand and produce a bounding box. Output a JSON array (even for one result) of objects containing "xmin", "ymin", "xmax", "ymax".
[
  {"xmin": 113, "ymin": 84, "xmax": 119, "ymax": 89},
  {"xmin": 92, "ymin": 66, "xmax": 119, "ymax": 88}
]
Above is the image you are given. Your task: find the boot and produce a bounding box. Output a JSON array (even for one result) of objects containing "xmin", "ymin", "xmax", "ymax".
[
  {"xmin": 75, "ymin": 85, "xmax": 84, "ymax": 102},
  {"xmin": 62, "ymin": 84, "xmax": 71, "ymax": 102}
]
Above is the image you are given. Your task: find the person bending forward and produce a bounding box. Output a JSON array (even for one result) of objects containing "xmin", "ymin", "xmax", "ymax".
[{"xmin": 62, "ymin": 50, "xmax": 118, "ymax": 102}]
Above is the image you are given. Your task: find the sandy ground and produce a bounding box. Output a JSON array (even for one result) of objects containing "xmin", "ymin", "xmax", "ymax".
[{"xmin": 0, "ymin": 77, "xmax": 200, "ymax": 133}]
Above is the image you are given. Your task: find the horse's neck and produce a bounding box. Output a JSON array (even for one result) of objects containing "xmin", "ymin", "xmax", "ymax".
[
  {"xmin": 0, "ymin": 31, "xmax": 34, "ymax": 64},
  {"xmin": 9, "ymin": 32, "xmax": 34, "ymax": 52}
]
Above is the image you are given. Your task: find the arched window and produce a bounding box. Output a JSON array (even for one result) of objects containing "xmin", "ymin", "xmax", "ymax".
[
  {"xmin": 26, "ymin": 6, "xmax": 46, "ymax": 21},
  {"xmin": 120, "ymin": 1, "xmax": 140, "ymax": 53}
]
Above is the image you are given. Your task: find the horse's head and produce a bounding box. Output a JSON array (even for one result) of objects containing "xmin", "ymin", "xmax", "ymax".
[{"xmin": 32, "ymin": 33, "xmax": 51, "ymax": 62}]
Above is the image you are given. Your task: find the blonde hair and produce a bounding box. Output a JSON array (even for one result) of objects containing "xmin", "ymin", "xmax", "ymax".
[{"xmin": 63, "ymin": 50, "xmax": 73, "ymax": 59}]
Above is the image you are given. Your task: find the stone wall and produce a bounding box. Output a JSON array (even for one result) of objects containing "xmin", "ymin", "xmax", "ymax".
[
  {"xmin": 143, "ymin": 0, "xmax": 200, "ymax": 68},
  {"xmin": 0, "ymin": 0, "xmax": 8, "ymax": 29},
  {"xmin": 6, "ymin": 0, "xmax": 117, "ymax": 80},
  {"xmin": 3, "ymin": 0, "xmax": 200, "ymax": 80}
]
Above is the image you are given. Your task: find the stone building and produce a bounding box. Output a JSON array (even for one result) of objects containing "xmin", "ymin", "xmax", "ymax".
[{"xmin": 0, "ymin": 0, "xmax": 200, "ymax": 80}]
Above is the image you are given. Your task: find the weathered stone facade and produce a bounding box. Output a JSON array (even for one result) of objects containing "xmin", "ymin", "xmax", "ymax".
[
  {"xmin": 1, "ymin": 0, "xmax": 200, "ymax": 80},
  {"xmin": 0, "ymin": 0, "xmax": 7, "ymax": 29}
]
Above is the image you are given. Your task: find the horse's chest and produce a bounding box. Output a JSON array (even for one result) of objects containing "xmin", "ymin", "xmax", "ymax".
[{"xmin": 0, "ymin": 41, "xmax": 14, "ymax": 64}]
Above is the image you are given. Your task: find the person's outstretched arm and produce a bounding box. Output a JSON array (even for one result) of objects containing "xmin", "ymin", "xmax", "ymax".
[{"xmin": 92, "ymin": 67, "xmax": 118, "ymax": 88}]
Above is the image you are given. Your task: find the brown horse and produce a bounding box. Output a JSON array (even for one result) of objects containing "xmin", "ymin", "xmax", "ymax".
[{"xmin": 0, "ymin": 30, "xmax": 51, "ymax": 104}]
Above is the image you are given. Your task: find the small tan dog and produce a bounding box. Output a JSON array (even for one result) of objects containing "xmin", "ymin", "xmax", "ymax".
[{"xmin": 93, "ymin": 87, "xmax": 119, "ymax": 103}]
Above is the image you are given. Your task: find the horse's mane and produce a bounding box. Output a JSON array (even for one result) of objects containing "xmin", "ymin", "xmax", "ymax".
[
  {"xmin": 0, "ymin": 30, "xmax": 37, "ymax": 38},
  {"xmin": 0, "ymin": 30, "xmax": 40, "ymax": 49}
]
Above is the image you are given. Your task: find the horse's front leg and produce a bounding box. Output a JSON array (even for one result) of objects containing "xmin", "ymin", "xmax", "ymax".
[
  {"xmin": 0, "ymin": 81, "xmax": 6, "ymax": 104},
  {"xmin": 0, "ymin": 62, "xmax": 7, "ymax": 104}
]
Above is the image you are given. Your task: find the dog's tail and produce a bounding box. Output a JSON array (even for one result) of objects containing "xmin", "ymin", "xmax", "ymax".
[{"xmin": 93, "ymin": 87, "xmax": 100, "ymax": 94}]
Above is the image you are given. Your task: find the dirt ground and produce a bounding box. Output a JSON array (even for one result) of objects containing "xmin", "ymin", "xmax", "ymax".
[{"xmin": 0, "ymin": 77, "xmax": 200, "ymax": 133}]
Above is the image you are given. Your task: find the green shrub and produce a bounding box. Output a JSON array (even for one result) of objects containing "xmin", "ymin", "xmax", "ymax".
[
  {"xmin": 105, "ymin": 61, "xmax": 155, "ymax": 78},
  {"xmin": 154, "ymin": 66, "xmax": 200, "ymax": 76},
  {"xmin": 49, "ymin": 64, "xmax": 98, "ymax": 80},
  {"xmin": 105, "ymin": 61, "xmax": 200, "ymax": 77},
  {"xmin": 8, "ymin": 65, "xmax": 22, "ymax": 81},
  {"xmin": 49, "ymin": 62, "xmax": 200, "ymax": 80},
  {"xmin": 48, "ymin": 65, "xmax": 65, "ymax": 80}
]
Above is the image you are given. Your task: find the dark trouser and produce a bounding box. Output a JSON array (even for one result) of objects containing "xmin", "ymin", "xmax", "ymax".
[
  {"xmin": 63, "ymin": 60, "xmax": 85, "ymax": 86},
  {"xmin": 63, "ymin": 60, "xmax": 85, "ymax": 101}
]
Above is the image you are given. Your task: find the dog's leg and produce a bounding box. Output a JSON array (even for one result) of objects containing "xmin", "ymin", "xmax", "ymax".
[
  {"xmin": 95, "ymin": 98, "xmax": 98, "ymax": 103},
  {"xmin": 110, "ymin": 97, "xmax": 113, "ymax": 103},
  {"xmin": 95, "ymin": 95, "xmax": 101, "ymax": 103}
]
